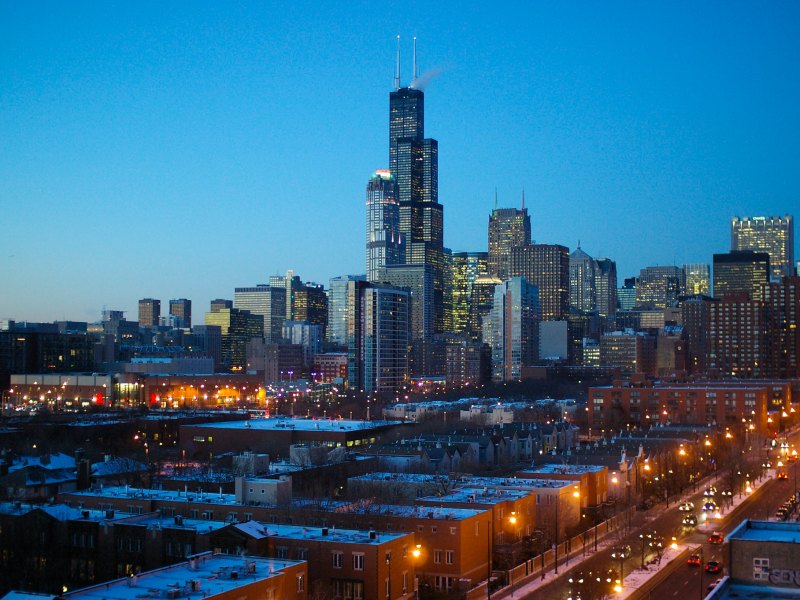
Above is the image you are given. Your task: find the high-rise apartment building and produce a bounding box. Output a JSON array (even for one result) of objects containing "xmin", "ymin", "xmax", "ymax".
[
  {"xmin": 761, "ymin": 276, "xmax": 800, "ymax": 378},
  {"xmin": 346, "ymin": 281, "xmax": 409, "ymax": 394},
  {"xmin": 234, "ymin": 285, "xmax": 286, "ymax": 343},
  {"xmin": 488, "ymin": 206, "xmax": 531, "ymax": 280},
  {"xmin": 707, "ymin": 297, "xmax": 766, "ymax": 378},
  {"xmin": 326, "ymin": 275, "xmax": 365, "ymax": 346},
  {"xmin": 168, "ymin": 299, "xmax": 192, "ymax": 329},
  {"xmin": 389, "ymin": 76, "xmax": 445, "ymax": 334},
  {"xmin": 451, "ymin": 252, "xmax": 488, "ymax": 335},
  {"xmin": 635, "ymin": 266, "xmax": 685, "ymax": 309},
  {"xmin": 487, "ymin": 277, "xmax": 540, "ymax": 382},
  {"xmin": 138, "ymin": 298, "xmax": 161, "ymax": 327},
  {"xmin": 510, "ymin": 244, "xmax": 569, "ymax": 320},
  {"xmin": 712, "ymin": 251, "xmax": 770, "ymax": 301},
  {"xmin": 731, "ymin": 215, "xmax": 794, "ymax": 280},
  {"xmin": 683, "ymin": 264, "xmax": 711, "ymax": 296},
  {"xmin": 366, "ymin": 170, "xmax": 404, "ymax": 282}
]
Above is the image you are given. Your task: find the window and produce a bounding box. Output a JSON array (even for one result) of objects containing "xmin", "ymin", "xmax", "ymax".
[
  {"xmin": 354, "ymin": 582, "xmax": 364, "ymax": 600},
  {"xmin": 446, "ymin": 550, "xmax": 454, "ymax": 564},
  {"xmin": 402, "ymin": 571, "xmax": 408, "ymax": 593},
  {"xmin": 450, "ymin": 527, "xmax": 457, "ymax": 535},
  {"xmin": 385, "ymin": 577, "xmax": 390, "ymax": 599},
  {"xmin": 353, "ymin": 553, "xmax": 364, "ymax": 570},
  {"xmin": 297, "ymin": 548, "xmax": 308, "ymax": 560},
  {"xmin": 276, "ymin": 546, "xmax": 288, "ymax": 559},
  {"xmin": 297, "ymin": 574, "xmax": 305, "ymax": 592},
  {"xmin": 332, "ymin": 551, "xmax": 343, "ymax": 568},
  {"xmin": 753, "ymin": 557, "xmax": 769, "ymax": 581},
  {"xmin": 431, "ymin": 526, "xmax": 438, "ymax": 534},
  {"xmin": 434, "ymin": 549, "xmax": 442, "ymax": 564}
]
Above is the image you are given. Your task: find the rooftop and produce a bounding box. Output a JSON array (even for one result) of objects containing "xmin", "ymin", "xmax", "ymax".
[
  {"xmin": 726, "ymin": 519, "xmax": 800, "ymax": 544},
  {"xmin": 235, "ymin": 521, "xmax": 410, "ymax": 544},
  {"xmin": 520, "ymin": 464, "xmax": 606, "ymax": 475},
  {"xmin": 62, "ymin": 552, "xmax": 303, "ymax": 600},
  {"xmin": 188, "ymin": 416, "xmax": 400, "ymax": 432}
]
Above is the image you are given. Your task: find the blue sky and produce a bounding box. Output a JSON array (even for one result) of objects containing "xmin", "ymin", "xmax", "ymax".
[{"xmin": 2, "ymin": 1, "xmax": 798, "ymax": 322}]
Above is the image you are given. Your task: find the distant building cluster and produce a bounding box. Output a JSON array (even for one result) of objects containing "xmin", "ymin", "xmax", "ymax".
[{"xmin": 0, "ymin": 46, "xmax": 797, "ymax": 405}]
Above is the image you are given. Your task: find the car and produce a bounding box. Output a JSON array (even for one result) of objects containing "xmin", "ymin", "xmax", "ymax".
[
  {"xmin": 707, "ymin": 579, "xmax": 723, "ymax": 592},
  {"xmin": 687, "ymin": 554, "xmax": 702, "ymax": 566},
  {"xmin": 788, "ymin": 454, "xmax": 798, "ymax": 462},
  {"xmin": 778, "ymin": 472, "xmax": 789, "ymax": 480},
  {"xmin": 708, "ymin": 532, "xmax": 724, "ymax": 544},
  {"xmin": 703, "ymin": 501, "xmax": 719, "ymax": 512},
  {"xmin": 705, "ymin": 560, "xmax": 722, "ymax": 574},
  {"xmin": 679, "ymin": 502, "xmax": 695, "ymax": 512},
  {"xmin": 703, "ymin": 487, "xmax": 717, "ymax": 497},
  {"xmin": 682, "ymin": 515, "xmax": 698, "ymax": 527}
]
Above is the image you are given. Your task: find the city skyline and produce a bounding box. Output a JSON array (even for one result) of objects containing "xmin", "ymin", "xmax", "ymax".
[{"xmin": 2, "ymin": 2, "xmax": 799, "ymax": 322}]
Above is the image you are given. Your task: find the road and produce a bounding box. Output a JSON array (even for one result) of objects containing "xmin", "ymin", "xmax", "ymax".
[
  {"xmin": 523, "ymin": 428, "xmax": 800, "ymax": 600},
  {"xmin": 648, "ymin": 444, "xmax": 800, "ymax": 600}
]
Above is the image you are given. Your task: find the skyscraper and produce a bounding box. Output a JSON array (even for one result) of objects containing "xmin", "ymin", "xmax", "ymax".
[
  {"xmin": 712, "ymin": 251, "xmax": 770, "ymax": 301},
  {"xmin": 168, "ymin": 299, "xmax": 192, "ymax": 329},
  {"xmin": 510, "ymin": 244, "xmax": 569, "ymax": 320},
  {"xmin": 204, "ymin": 305, "xmax": 263, "ymax": 372},
  {"xmin": 234, "ymin": 285, "xmax": 286, "ymax": 343},
  {"xmin": 138, "ymin": 298, "xmax": 160, "ymax": 327},
  {"xmin": 486, "ymin": 277, "xmax": 540, "ymax": 382},
  {"xmin": 731, "ymin": 215, "xmax": 794, "ymax": 280},
  {"xmin": 327, "ymin": 275, "xmax": 365, "ymax": 346},
  {"xmin": 568, "ymin": 247, "xmax": 596, "ymax": 314},
  {"xmin": 595, "ymin": 258, "xmax": 618, "ymax": 319},
  {"xmin": 683, "ymin": 264, "xmax": 711, "ymax": 296},
  {"xmin": 389, "ymin": 50, "xmax": 445, "ymax": 334},
  {"xmin": 488, "ymin": 206, "xmax": 531, "ymax": 280},
  {"xmin": 366, "ymin": 169, "xmax": 404, "ymax": 282},
  {"xmin": 451, "ymin": 252, "xmax": 488, "ymax": 335},
  {"xmin": 346, "ymin": 281, "xmax": 409, "ymax": 394},
  {"xmin": 635, "ymin": 266, "xmax": 685, "ymax": 309}
]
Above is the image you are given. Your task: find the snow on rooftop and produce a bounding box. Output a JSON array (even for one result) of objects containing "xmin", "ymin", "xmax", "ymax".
[
  {"xmin": 62, "ymin": 553, "xmax": 302, "ymax": 600},
  {"xmin": 189, "ymin": 416, "xmax": 400, "ymax": 432},
  {"xmin": 727, "ymin": 519, "xmax": 800, "ymax": 543},
  {"xmin": 235, "ymin": 521, "xmax": 410, "ymax": 543},
  {"xmin": 523, "ymin": 463, "xmax": 606, "ymax": 474}
]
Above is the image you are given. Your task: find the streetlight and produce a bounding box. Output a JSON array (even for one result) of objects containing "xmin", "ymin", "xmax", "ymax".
[{"xmin": 555, "ymin": 486, "xmax": 579, "ymax": 574}]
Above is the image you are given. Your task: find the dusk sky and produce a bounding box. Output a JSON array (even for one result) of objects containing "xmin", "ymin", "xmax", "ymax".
[{"xmin": 2, "ymin": 1, "xmax": 799, "ymax": 323}]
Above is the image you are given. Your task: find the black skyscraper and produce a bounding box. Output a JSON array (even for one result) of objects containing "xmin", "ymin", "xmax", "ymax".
[{"xmin": 388, "ymin": 42, "xmax": 445, "ymax": 337}]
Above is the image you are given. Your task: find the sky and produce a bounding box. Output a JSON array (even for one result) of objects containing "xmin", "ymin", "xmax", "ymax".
[{"xmin": 1, "ymin": 1, "xmax": 799, "ymax": 323}]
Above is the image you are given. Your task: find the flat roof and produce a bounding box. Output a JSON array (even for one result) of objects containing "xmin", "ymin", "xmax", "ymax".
[
  {"xmin": 417, "ymin": 487, "xmax": 532, "ymax": 505},
  {"xmin": 521, "ymin": 464, "xmax": 606, "ymax": 475},
  {"xmin": 726, "ymin": 519, "xmax": 800, "ymax": 543},
  {"xmin": 235, "ymin": 521, "xmax": 410, "ymax": 543},
  {"xmin": 65, "ymin": 485, "xmax": 243, "ymax": 506},
  {"xmin": 709, "ymin": 582, "xmax": 800, "ymax": 599},
  {"xmin": 188, "ymin": 416, "xmax": 400, "ymax": 432},
  {"xmin": 349, "ymin": 472, "xmax": 579, "ymax": 490},
  {"xmin": 62, "ymin": 553, "xmax": 303, "ymax": 600}
]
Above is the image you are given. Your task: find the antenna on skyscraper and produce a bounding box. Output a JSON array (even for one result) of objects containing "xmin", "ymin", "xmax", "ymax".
[
  {"xmin": 412, "ymin": 36, "xmax": 418, "ymax": 84},
  {"xmin": 494, "ymin": 188, "xmax": 498, "ymax": 210},
  {"xmin": 394, "ymin": 35, "xmax": 401, "ymax": 90},
  {"xmin": 521, "ymin": 188, "xmax": 526, "ymax": 211}
]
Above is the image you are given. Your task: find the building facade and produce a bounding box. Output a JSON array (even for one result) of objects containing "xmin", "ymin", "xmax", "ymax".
[
  {"xmin": 511, "ymin": 244, "xmax": 570, "ymax": 321},
  {"xmin": 731, "ymin": 214, "xmax": 794, "ymax": 280},
  {"xmin": 488, "ymin": 206, "xmax": 531, "ymax": 280}
]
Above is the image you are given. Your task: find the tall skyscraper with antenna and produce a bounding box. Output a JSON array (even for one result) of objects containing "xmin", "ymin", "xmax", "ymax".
[{"xmin": 388, "ymin": 37, "xmax": 445, "ymax": 335}]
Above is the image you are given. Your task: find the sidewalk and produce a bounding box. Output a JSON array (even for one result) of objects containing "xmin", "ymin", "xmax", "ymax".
[{"xmin": 487, "ymin": 465, "xmax": 773, "ymax": 600}]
